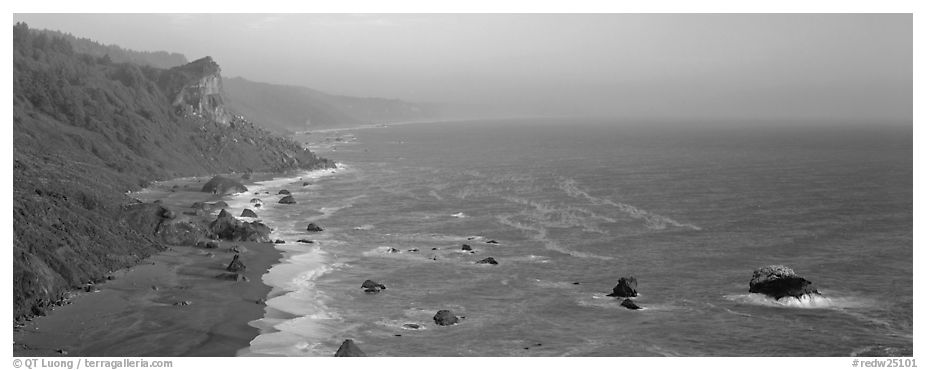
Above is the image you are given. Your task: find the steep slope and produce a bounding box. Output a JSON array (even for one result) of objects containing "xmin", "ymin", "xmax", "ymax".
[
  {"xmin": 12, "ymin": 23, "xmax": 335, "ymax": 320},
  {"xmin": 223, "ymin": 76, "xmax": 441, "ymax": 133}
]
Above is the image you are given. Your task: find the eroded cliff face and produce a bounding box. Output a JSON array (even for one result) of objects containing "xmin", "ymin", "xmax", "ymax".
[{"xmin": 162, "ymin": 56, "xmax": 232, "ymax": 125}]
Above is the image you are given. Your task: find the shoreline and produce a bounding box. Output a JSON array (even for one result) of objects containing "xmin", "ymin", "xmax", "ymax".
[{"xmin": 11, "ymin": 170, "xmax": 327, "ymax": 357}]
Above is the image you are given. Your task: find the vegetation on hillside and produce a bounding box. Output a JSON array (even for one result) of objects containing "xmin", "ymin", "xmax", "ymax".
[{"xmin": 12, "ymin": 22, "xmax": 334, "ymax": 320}]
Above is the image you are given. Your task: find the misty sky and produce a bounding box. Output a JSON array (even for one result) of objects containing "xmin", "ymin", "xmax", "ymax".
[{"xmin": 13, "ymin": 13, "xmax": 912, "ymax": 123}]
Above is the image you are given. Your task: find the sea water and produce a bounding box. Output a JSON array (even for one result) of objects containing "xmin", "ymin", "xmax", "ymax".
[{"xmin": 236, "ymin": 118, "xmax": 912, "ymax": 356}]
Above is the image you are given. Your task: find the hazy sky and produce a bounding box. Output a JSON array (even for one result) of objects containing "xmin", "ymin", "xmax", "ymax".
[{"xmin": 13, "ymin": 13, "xmax": 912, "ymax": 123}]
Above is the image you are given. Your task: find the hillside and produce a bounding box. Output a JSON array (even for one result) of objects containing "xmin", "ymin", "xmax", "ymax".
[
  {"xmin": 34, "ymin": 28, "xmax": 188, "ymax": 69},
  {"xmin": 223, "ymin": 76, "xmax": 442, "ymax": 133},
  {"xmin": 12, "ymin": 23, "xmax": 335, "ymax": 320}
]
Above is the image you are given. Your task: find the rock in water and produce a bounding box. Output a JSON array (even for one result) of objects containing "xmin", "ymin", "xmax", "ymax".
[
  {"xmin": 749, "ymin": 265, "xmax": 820, "ymax": 300},
  {"xmin": 278, "ymin": 195, "xmax": 296, "ymax": 204},
  {"xmin": 461, "ymin": 244, "xmax": 472, "ymax": 251},
  {"xmin": 306, "ymin": 223, "xmax": 324, "ymax": 232},
  {"xmin": 334, "ymin": 339, "xmax": 366, "ymax": 357},
  {"xmin": 433, "ymin": 310, "xmax": 460, "ymax": 326},
  {"xmin": 620, "ymin": 299, "xmax": 642, "ymax": 310},
  {"xmin": 606, "ymin": 277, "xmax": 638, "ymax": 297},
  {"xmin": 201, "ymin": 176, "xmax": 248, "ymax": 195},
  {"xmin": 240, "ymin": 209, "xmax": 258, "ymax": 218},
  {"xmin": 361, "ymin": 280, "xmax": 386, "ymax": 293},
  {"xmin": 476, "ymin": 257, "xmax": 498, "ymax": 265},
  {"xmin": 226, "ymin": 254, "xmax": 246, "ymax": 272},
  {"xmin": 278, "ymin": 189, "xmax": 291, "ymax": 195}
]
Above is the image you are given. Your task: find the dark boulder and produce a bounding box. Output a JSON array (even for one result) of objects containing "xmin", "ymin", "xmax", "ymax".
[
  {"xmin": 306, "ymin": 223, "xmax": 324, "ymax": 232},
  {"xmin": 606, "ymin": 277, "xmax": 638, "ymax": 297},
  {"xmin": 297, "ymin": 239, "xmax": 314, "ymax": 244},
  {"xmin": 476, "ymin": 257, "xmax": 498, "ymax": 265},
  {"xmin": 274, "ymin": 239, "xmax": 285, "ymax": 244},
  {"xmin": 226, "ymin": 254, "xmax": 246, "ymax": 272},
  {"xmin": 361, "ymin": 280, "xmax": 386, "ymax": 293},
  {"xmin": 250, "ymin": 198, "xmax": 261, "ymax": 203},
  {"xmin": 209, "ymin": 209, "xmax": 271, "ymax": 242},
  {"xmin": 486, "ymin": 240, "xmax": 499, "ymax": 244},
  {"xmin": 749, "ymin": 265, "xmax": 820, "ymax": 300},
  {"xmin": 620, "ymin": 299, "xmax": 642, "ymax": 310},
  {"xmin": 241, "ymin": 209, "xmax": 258, "ymax": 218},
  {"xmin": 201, "ymin": 176, "xmax": 248, "ymax": 195},
  {"xmin": 278, "ymin": 195, "xmax": 296, "ymax": 204},
  {"xmin": 433, "ymin": 310, "xmax": 460, "ymax": 326},
  {"xmin": 278, "ymin": 189, "xmax": 291, "ymax": 195},
  {"xmin": 334, "ymin": 339, "xmax": 366, "ymax": 357},
  {"xmin": 461, "ymin": 244, "xmax": 472, "ymax": 251},
  {"xmin": 403, "ymin": 323, "xmax": 421, "ymax": 330}
]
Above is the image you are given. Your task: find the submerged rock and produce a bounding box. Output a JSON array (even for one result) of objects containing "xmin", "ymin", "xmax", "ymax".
[
  {"xmin": 433, "ymin": 310, "xmax": 460, "ymax": 326},
  {"xmin": 297, "ymin": 239, "xmax": 314, "ymax": 244},
  {"xmin": 334, "ymin": 339, "xmax": 366, "ymax": 357},
  {"xmin": 240, "ymin": 209, "xmax": 258, "ymax": 218},
  {"xmin": 485, "ymin": 240, "xmax": 499, "ymax": 244},
  {"xmin": 606, "ymin": 277, "xmax": 638, "ymax": 297},
  {"xmin": 361, "ymin": 280, "xmax": 387, "ymax": 293},
  {"xmin": 201, "ymin": 176, "xmax": 247, "ymax": 195},
  {"xmin": 461, "ymin": 244, "xmax": 472, "ymax": 251},
  {"xmin": 749, "ymin": 265, "xmax": 820, "ymax": 300},
  {"xmin": 620, "ymin": 299, "xmax": 642, "ymax": 310},
  {"xmin": 306, "ymin": 223, "xmax": 324, "ymax": 232},
  {"xmin": 278, "ymin": 195, "xmax": 296, "ymax": 204},
  {"xmin": 476, "ymin": 257, "xmax": 498, "ymax": 265},
  {"xmin": 226, "ymin": 254, "xmax": 246, "ymax": 272}
]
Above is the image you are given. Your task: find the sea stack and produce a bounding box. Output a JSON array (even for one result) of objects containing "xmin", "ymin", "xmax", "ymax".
[
  {"xmin": 749, "ymin": 265, "xmax": 820, "ymax": 300},
  {"xmin": 334, "ymin": 339, "xmax": 366, "ymax": 357},
  {"xmin": 606, "ymin": 277, "xmax": 638, "ymax": 297}
]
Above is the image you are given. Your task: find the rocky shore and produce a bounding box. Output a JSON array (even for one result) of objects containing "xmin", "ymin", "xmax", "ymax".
[{"xmin": 12, "ymin": 175, "xmax": 285, "ymax": 357}]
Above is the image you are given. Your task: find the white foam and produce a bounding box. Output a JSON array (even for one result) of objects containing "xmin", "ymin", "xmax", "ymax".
[
  {"xmin": 724, "ymin": 293, "xmax": 867, "ymax": 309},
  {"xmin": 556, "ymin": 177, "xmax": 702, "ymax": 231},
  {"xmin": 451, "ymin": 212, "xmax": 467, "ymax": 218}
]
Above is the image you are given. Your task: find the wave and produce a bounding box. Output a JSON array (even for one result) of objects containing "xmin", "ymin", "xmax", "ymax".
[
  {"xmin": 496, "ymin": 214, "xmax": 614, "ymax": 261},
  {"xmin": 724, "ymin": 293, "xmax": 866, "ymax": 310},
  {"xmin": 556, "ymin": 178, "xmax": 702, "ymax": 231},
  {"xmin": 500, "ymin": 195, "xmax": 613, "ymax": 235}
]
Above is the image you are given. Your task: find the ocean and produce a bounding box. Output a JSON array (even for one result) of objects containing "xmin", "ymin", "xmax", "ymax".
[{"xmin": 230, "ymin": 118, "xmax": 912, "ymax": 356}]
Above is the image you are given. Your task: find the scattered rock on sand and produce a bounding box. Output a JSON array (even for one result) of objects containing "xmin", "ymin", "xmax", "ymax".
[
  {"xmin": 476, "ymin": 257, "xmax": 498, "ymax": 265},
  {"xmin": 433, "ymin": 310, "xmax": 460, "ymax": 326},
  {"xmin": 606, "ymin": 277, "xmax": 638, "ymax": 297},
  {"xmin": 620, "ymin": 299, "xmax": 642, "ymax": 310},
  {"xmin": 749, "ymin": 265, "xmax": 820, "ymax": 300},
  {"xmin": 306, "ymin": 223, "xmax": 324, "ymax": 232},
  {"xmin": 334, "ymin": 339, "xmax": 366, "ymax": 357},
  {"xmin": 201, "ymin": 176, "xmax": 248, "ymax": 195},
  {"xmin": 278, "ymin": 195, "xmax": 296, "ymax": 204},
  {"xmin": 361, "ymin": 280, "xmax": 387, "ymax": 293},
  {"xmin": 241, "ymin": 209, "xmax": 258, "ymax": 218},
  {"xmin": 226, "ymin": 254, "xmax": 246, "ymax": 272}
]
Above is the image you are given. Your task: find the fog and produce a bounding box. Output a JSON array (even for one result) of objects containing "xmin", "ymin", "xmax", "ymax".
[{"xmin": 14, "ymin": 13, "xmax": 912, "ymax": 124}]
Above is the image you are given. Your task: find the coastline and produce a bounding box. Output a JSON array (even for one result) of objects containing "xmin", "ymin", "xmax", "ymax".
[{"xmin": 11, "ymin": 169, "xmax": 336, "ymax": 357}]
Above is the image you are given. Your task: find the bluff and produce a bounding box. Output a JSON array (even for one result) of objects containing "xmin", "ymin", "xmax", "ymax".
[{"xmin": 12, "ymin": 23, "xmax": 335, "ymax": 320}]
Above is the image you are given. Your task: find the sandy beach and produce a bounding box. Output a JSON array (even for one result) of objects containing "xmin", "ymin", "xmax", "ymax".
[{"xmin": 13, "ymin": 175, "xmax": 285, "ymax": 357}]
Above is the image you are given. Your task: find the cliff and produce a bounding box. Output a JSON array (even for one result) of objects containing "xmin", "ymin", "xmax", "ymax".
[{"xmin": 12, "ymin": 23, "xmax": 335, "ymax": 320}]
